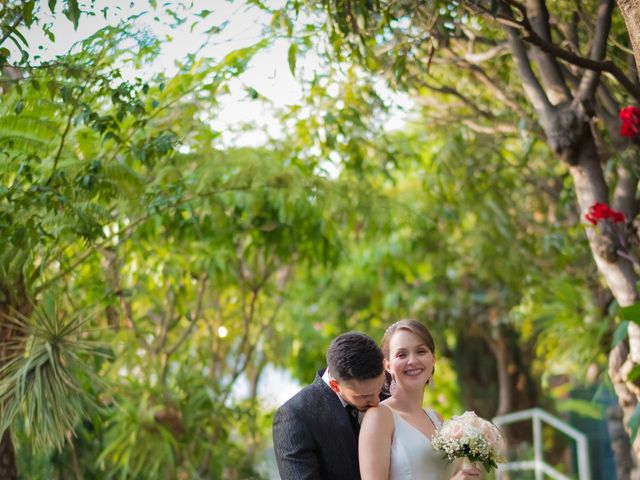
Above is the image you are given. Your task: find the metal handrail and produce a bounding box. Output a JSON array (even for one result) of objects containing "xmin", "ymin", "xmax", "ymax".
[{"xmin": 493, "ymin": 408, "xmax": 591, "ymax": 480}]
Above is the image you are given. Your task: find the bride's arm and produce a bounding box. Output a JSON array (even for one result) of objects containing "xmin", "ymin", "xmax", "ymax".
[{"xmin": 359, "ymin": 404, "xmax": 394, "ymax": 480}]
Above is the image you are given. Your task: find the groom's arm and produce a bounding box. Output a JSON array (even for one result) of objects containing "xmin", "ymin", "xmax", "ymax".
[{"xmin": 273, "ymin": 404, "xmax": 322, "ymax": 480}]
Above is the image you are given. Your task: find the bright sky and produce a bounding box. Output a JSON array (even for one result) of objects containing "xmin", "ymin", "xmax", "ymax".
[
  {"xmin": 20, "ymin": 0, "xmax": 411, "ymax": 148},
  {"xmin": 20, "ymin": 0, "xmax": 311, "ymax": 146}
]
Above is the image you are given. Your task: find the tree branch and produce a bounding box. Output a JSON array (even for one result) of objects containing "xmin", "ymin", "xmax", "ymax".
[
  {"xmin": 460, "ymin": 43, "xmax": 510, "ymax": 64},
  {"xmin": 524, "ymin": 0, "xmax": 572, "ymax": 103},
  {"xmin": 220, "ymin": 264, "xmax": 293, "ymax": 405},
  {"xmin": 0, "ymin": 15, "xmax": 24, "ymax": 48},
  {"xmin": 154, "ymin": 289, "xmax": 177, "ymax": 354},
  {"xmin": 45, "ymin": 49, "xmax": 108, "ymax": 185},
  {"xmin": 513, "ymin": 0, "xmax": 639, "ymax": 101},
  {"xmin": 459, "ymin": 118, "xmax": 520, "ymax": 134},
  {"xmin": 220, "ymin": 287, "xmax": 260, "ymax": 405},
  {"xmin": 418, "ymin": 80, "xmax": 498, "ymax": 119},
  {"xmin": 165, "ymin": 274, "xmax": 209, "ymax": 358},
  {"xmin": 45, "ymin": 106, "xmax": 75, "ymax": 186},
  {"xmin": 497, "ymin": 4, "xmax": 553, "ymax": 120},
  {"xmin": 613, "ymin": 162, "xmax": 639, "ymax": 221},
  {"xmin": 523, "ymin": 33, "xmax": 640, "ymax": 102},
  {"xmin": 576, "ymin": 0, "xmax": 615, "ymax": 102},
  {"xmin": 596, "ymin": 80, "xmax": 622, "ymax": 118},
  {"xmin": 441, "ymin": 49, "xmax": 529, "ymax": 115},
  {"xmin": 465, "ymin": 0, "xmax": 640, "ymax": 101}
]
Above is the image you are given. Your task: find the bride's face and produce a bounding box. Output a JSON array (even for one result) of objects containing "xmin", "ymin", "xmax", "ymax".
[{"xmin": 385, "ymin": 329, "xmax": 434, "ymax": 390}]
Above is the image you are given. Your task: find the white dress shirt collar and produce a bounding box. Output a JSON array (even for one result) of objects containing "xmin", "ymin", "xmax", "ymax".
[{"xmin": 322, "ymin": 368, "xmax": 348, "ymax": 407}]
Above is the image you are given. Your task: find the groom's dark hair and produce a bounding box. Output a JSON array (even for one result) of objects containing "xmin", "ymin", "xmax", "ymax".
[{"xmin": 326, "ymin": 332, "xmax": 384, "ymax": 381}]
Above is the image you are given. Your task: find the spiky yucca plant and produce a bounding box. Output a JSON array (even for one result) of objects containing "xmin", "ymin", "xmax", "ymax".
[{"xmin": 0, "ymin": 298, "xmax": 110, "ymax": 452}]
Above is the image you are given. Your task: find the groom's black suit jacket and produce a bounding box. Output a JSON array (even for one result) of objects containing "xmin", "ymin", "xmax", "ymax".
[{"xmin": 272, "ymin": 369, "xmax": 361, "ymax": 480}]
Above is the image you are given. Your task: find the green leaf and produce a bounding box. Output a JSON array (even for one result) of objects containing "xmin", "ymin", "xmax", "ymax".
[
  {"xmin": 23, "ymin": 1, "xmax": 35, "ymax": 27},
  {"xmin": 221, "ymin": 39, "xmax": 269, "ymax": 75},
  {"xmin": 11, "ymin": 28, "xmax": 29, "ymax": 47},
  {"xmin": 288, "ymin": 43, "xmax": 298, "ymax": 77},
  {"xmin": 247, "ymin": 87, "xmax": 259, "ymax": 99},
  {"xmin": 47, "ymin": 80, "xmax": 58, "ymax": 99},
  {"xmin": 620, "ymin": 302, "xmax": 640, "ymax": 324},
  {"xmin": 65, "ymin": 0, "xmax": 81, "ymax": 30},
  {"xmin": 14, "ymin": 99, "xmax": 23, "ymax": 115},
  {"xmin": 48, "ymin": 0, "xmax": 57, "ymax": 13},
  {"xmin": 60, "ymin": 85, "xmax": 70, "ymax": 103},
  {"xmin": 630, "ymin": 403, "xmax": 640, "ymax": 443},
  {"xmin": 612, "ymin": 321, "xmax": 629, "ymax": 346},
  {"xmin": 629, "ymin": 364, "xmax": 640, "ymax": 382}
]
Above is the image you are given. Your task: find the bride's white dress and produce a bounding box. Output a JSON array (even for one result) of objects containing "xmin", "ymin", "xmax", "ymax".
[{"xmin": 388, "ymin": 406, "xmax": 455, "ymax": 480}]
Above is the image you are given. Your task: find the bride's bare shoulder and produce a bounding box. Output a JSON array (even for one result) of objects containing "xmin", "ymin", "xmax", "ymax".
[{"xmin": 363, "ymin": 402, "xmax": 393, "ymax": 424}]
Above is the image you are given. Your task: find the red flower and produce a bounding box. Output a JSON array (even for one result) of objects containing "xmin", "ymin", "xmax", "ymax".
[
  {"xmin": 585, "ymin": 202, "xmax": 625, "ymax": 225},
  {"xmin": 619, "ymin": 106, "xmax": 640, "ymax": 138}
]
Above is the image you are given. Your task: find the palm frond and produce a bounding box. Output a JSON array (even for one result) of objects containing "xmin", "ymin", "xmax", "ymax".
[
  {"xmin": 72, "ymin": 201, "xmax": 114, "ymax": 223},
  {"xmin": 102, "ymin": 161, "xmax": 144, "ymax": 189},
  {"xmin": 0, "ymin": 117, "xmax": 58, "ymax": 154}
]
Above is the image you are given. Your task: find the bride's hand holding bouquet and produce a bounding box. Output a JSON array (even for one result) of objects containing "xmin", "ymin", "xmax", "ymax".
[{"xmin": 431, "ymin": 411, "xmax": 505, "ymax": 476}]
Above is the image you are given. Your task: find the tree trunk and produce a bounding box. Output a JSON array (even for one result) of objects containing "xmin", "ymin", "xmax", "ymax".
[
  {"xmin": 616, "ymin": 0, "xmax": 640, "ymax": 79},
  {"xmin": 0, "ymin": 430, "xmax": 17, "ymax": 480},
  {"xmin": 451, "ymin": 326, "xmax": 540, "ymax": 422},
  {"xmin": 0, "ymin": 266, "xmax": 34, "ymax": 480},
  {"xmin": 485, "ymin": 333, "xmax": 512, "ymax": 417},
  {"xmin": 245, "ymin": 359, "xmax": 266, "ymax": 460},
  {"xmin": 502, "ymin": 0, "xmax": 640, "ymax": 459},
  {"xmin": 611, "ymin": 346, "xmax": 636, "ymax": 479},
  {"xmin": 564, "ymin": 124, "xmax": 640, "ymax": 477},
  {"xmin": 101, "ymin": 247, "xmax": 122, "ymax": 331},
  {"xmin": 0, "ymin": 297, "xmax": 22, "ymax": 480}
]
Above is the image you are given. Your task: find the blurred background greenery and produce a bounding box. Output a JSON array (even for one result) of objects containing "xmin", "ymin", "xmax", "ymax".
[{"xmin": 2, "ymin": 0, "xmax": 640, "ymax": 478}]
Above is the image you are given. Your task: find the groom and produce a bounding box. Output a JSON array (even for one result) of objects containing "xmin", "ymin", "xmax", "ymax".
[{"xmin": 272, "ymin": 332, "xmax": 386, "ymax": 480}]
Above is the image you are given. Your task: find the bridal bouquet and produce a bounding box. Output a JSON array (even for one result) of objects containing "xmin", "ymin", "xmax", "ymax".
[{"xmin": 431, "ymin": 411, "xmax": 505, "ymax": 472}]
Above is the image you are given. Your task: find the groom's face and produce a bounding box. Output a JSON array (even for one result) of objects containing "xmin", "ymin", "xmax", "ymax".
[{"xmin": 332, "ymin": 373, "xmax": 386, "ymax": 412}]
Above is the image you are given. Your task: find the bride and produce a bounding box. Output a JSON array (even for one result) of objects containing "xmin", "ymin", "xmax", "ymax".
[{"xmin": 359, "ymin": 320, "xmax": 481, "ymax": 480}]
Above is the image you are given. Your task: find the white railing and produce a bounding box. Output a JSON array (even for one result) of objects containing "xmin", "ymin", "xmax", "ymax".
[{"xmin": 492, "ymin": 408, "xmax": 591, "ymax": 480}]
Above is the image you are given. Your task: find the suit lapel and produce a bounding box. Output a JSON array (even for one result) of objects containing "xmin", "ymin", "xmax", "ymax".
[{"xmin": 312, "ymin": 371, "xmax": 359, "ymax": 449}]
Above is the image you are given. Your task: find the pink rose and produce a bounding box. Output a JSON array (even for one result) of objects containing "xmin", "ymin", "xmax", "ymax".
[
  {"xmin": 450, "ymin": 423, "xmax": 464, "ymax": 439},
  {"xmin": 484, "ymin": 426, "xmax": 497, "ymax": 443}
]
